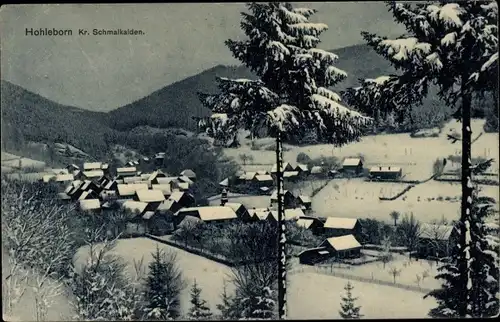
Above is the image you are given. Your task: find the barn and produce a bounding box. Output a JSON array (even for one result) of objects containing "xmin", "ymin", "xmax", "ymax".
[
  {"xmin": 323, "ymin": 217, "xmax": 361, "ymax": 238},
  {"xmin": 417, "ymin": 223, "xmax": 458, "ymax": 259},
  {"xmin": 369, "ymin": 166, "xmax": 402, "ymax": 181},
  {"xmin": 319, "ymin": 235, "xmax": 362, "ymax": 259},
  {"xmin": 298, "ymin": 247, "xmax": 332, "ymax": 265},
  {"xmin": 342, "ymin": 158, "xmax": 364, "ymax": 175}
]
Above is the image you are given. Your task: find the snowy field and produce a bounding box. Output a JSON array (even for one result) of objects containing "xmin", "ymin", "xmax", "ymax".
[
  {"xmin": 0, "ymin": 151, "xmax": 46, "ymax": 169},
  {"xmin": 312, "ymin": 178, "xmax": 499, "ymax": 224},
  {"xmin": 225, "ymin": 119, "xmax": 499, "ymax": 181},
  {"xmin": 73, "ymin": 237, "xmax": 438, "ymax": 319},
  {"xmin": 300, "ymin": 253, "xmax": 441, "ymax": 291},
  {"xmin": 288, "ymin": 272, "xmax": 437, "ymax": 319},
  {"xmin": 209, "ymin": 194, "xmax": 272, "ymax": 209},
  {"xmin": 73, "ymin": 237, "xmax": 236, "ymax": 316}
]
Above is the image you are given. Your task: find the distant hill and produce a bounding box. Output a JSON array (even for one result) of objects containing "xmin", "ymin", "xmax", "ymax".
[
  {"xmin": 106, "ymin": 64, "xmax": 256, "ymax": 131},
  {"xmin": 106, "ymin": 43, "xmax": 451, "ymax": 132},
  {"xmin": 1, "ymin": 80, "xmax": 112, "ymax": 156}
]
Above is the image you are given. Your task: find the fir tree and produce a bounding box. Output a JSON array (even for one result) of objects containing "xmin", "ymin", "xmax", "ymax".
[
  {"xmin": 216, "ymin": 280, "xmax": 238, "ymax": 320},
  {"xmin": 339, "ymin": 281, "xmax": 363, "ymax": 319},
  {"xmin": 238, "ymin": 286, "xmax": 277, "ymax": 320},
  {"xmin": 198, "ymin": 3, "xmax": 371, "ymax": 318},
  {"xmin": 187, "ymin": 279, "xmax": 213, "ymax": 320},
  {"xmin": 343, "ymin": 1, "xmax": 498, "ymax": 317},
  {"xmin": 143, "ymin": 246, "xmax": 185, "ymax": 320}
]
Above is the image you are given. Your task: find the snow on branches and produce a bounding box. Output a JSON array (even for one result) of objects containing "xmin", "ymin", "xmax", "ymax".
[{"xmin": 199, "ymin": 2, "xmax": 371, "ymax": 146}]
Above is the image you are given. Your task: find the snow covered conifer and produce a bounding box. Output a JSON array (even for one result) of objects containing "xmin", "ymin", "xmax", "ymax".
[
  {"xmin": 187, "ymin": 279, "xmax": 213, "ymax": 320},
  {"xmin": 198, "ymin": 3, "xmax": 371, "ymax": 318},
  {"xmin": 344, "ymin": 1, "xmax": 498, "ymax": 317},
  {"xmin": 143, "ymin": 246, "xmax": 185, "ymax": 320},
  {"xmin": 239, "ymin": 286, "xmax": 277, "ymax": 319},
  {"xmin": 339, "ymin": 281, "xmax": 363, "ymax": 319}
]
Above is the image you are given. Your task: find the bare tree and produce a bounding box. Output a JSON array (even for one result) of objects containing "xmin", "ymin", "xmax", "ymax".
[
  {"xmin": 415, "ymin": 274, "xmax": 422, "ymax": 288},
  {"xmin": 397, "ymin": 213, "xmax": 421, "ymax": 260},
  {"xmin": 388, "ymin": 266, "xmax": 401, "ymax": 284},
  {"xmin": 380, "ymin": 236, "xmax": 393, "ymax": 269},
  {"xmin": 389, "ymin": 211, "xmax": 400, "ymax": 227}
]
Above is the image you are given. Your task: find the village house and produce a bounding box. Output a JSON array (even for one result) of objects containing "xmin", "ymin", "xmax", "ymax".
[
  {"xmin": 117, "ymin": 183, "xmax": 148, "ymax": 199},
  {"xmin": 248, "ymin": 208, "xmax": 272, "ymax": 222},
  {"xmin": 180, "ymin": 169, "xmax": 197, "ymax": 181},
  {"xmin": 295, "ymin": 163, "xmax": 309, "ymax": 176},
  {"xmin": 323, "ymin": 217, "xmax": 361, "ymax": 238},
  {"xmin": 310, "ymin": 166, "xmax": 325, "ymax": 177},
  {"xmin": 298, "ymin": 247, "xmax": 332, "ymax": 265},
  {"xmin": 116, "ymin": 167, "xmax": 138, "ymax": 178},
  {"xmin": 319, "ymin": 234, "xmax": 362, "ymax": 259},
  {"xmin": 177, "ymin": 175, "xmax": 194, "ymax": 186},
  {"xmin": 123, "ymin": 176, "xmax": 145, "ymax": 184},
  {"xmin": 221, "ymin": 203, "xmax": 252, "ymax": 222},
  {"xmin": 148, "ymin": 170, "xmax": 168, "ymax": 184},
  {"xmin": 157, "ymin": 198, "xmax": 181, "ymax": 214},
  {"xmin": 253, "ymin": 174, "xmax": 274, "ymax": 187},
  {"xmin": 283, "ymin": 171, "xmax": 299, "ymax": 182},
  {"xmin": 296, "ymin": 216, "xmax": 324, "ymax": 234},
  {"xmin": 270, "ymin": 190, "xmax": 297, "ymax": 208},
  {"xmin": 134, "ymin": 189, "xmax": 166, "ymax": 212},
  {"xmin": 82, "ymin": 170, "xmax": 105, "ymax": 180},
  {"xmin": 83, "ymin": 162, "xmax": 102, "ymax": 171},
  {"xmin": 271, "ymin": 162, "xmax": 294, "ymax": 173},
  {"xmin": 342, "ymin": 158, "xmax": 364, "ymax": 175},
  {"xmin": 151, "ymin": 184, "xmax": 172, "ymax": 197},
  {"xmin": 78, "ymin": 199, "xmax": 101, "ymax": 212},
  {"xmin": 169, "ymin": 191, "xmax": 196, "ymax": 209},
  {"xmin": 219, "ymin": 178, "xmax": 229, "ymax": 188},
  {"xmin": 369, "ymin": 166, "xmax": 403, "ymax": 181},
  {"xmin": 142, "ymin": 211, "xmax": 175, "ymax": 236},
  {"xmin": 417, "ymin": 223, "xmax": 459, "ymax": 259},
  {"xmin": 266, "ymin": 208, "xmax": 304, "ymax": 223},
  {"xmin": 259, "ymin": 186, "xmax": 271, "ymax": 195},
  {"xmin": 78, "ymin": 189, "xmax": 100, "ymax": 201},
  {"xmin": 174, "ymin": 206, "xmax": 238, "ymax": 226},
  {"xmin": 297, "ymin": 195, "xmax": 312, "ymax": 210}
]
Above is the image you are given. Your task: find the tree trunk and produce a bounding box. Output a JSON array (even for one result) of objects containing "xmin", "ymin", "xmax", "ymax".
[
  {"xmin": 276, "ymin": 131, "xmax": 286, "ymax": 319},
  {"xmin": 458, "ymin": 89, "xmax": 473, "ymax": 317}
]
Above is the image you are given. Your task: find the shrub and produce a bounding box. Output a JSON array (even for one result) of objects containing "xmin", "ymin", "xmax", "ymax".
[{"xmin": 296, "ymin": 152, "xmax": 312, "ymax": 164}]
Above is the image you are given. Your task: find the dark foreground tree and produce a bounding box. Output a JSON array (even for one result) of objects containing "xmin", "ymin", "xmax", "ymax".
[
  {"xmin": 198, "ymin": 3, "xmax": 371, "ymax": 318},
  {"xmin": 339, "ymin": 281, "xmax": 363, "ymax": 319},
  {"xmin": 143, "ymin": 246, "xmax": 185, "ymax": 320},
  {"xmin": 187, "ymin": 279, "xmax": 213, "ymax": 320},
  {"xmin": 344, "ymin": 2, "xmax": 498, "ymax": 317}
]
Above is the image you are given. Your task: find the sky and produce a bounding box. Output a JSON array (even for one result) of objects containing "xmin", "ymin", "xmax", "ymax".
[{"xmin": 0, "ymin": 3, "xmax": 404, "ymax": 111}]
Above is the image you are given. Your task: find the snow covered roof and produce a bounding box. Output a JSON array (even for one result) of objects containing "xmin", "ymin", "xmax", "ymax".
[
  {"xmin": 80, "ymin": 180, "xmax": 93, "ymax": 191},
  {"xmin": 151, "ymin": 184, "xmax": 172, "ymax": 195},
  {"xmin": 58, "ymin": 192, "xmax": 71, "ymax": 200},
  {"xmin": 117, "ymin": 167, "xmax": 137, "ymax": 174},
  {"xmin": 83, "ymin": 170, "xmax": 104, "ymax": 178},
  {"xmin": 64, "ymin": 184, "xmax": 74, "ymax": 194},
  {"xmin": 323, "ymin": 235, "xmax": 361, "ymax": 251},
  {"xmin": 54, "ymin": 174, "xmax": 74, "ymax": 182},
  {"xmin": 257, "ymin": 170, "xmax": 269, "ymax": 175},
  {"xmin": 157, "ymin": 177, "xmax": 178, "ymax": 184},
  {"xmin": 122, "ymin": 201, "xmax": 148, "ymax": 214},
  {"xmin": 255, "ymin": 174, "xmax": 273, "ymax": 182},
  {"xmin": 117, "ymin": 183, "xmax": 148, "ymax": 196},
  {"xmin": 297, "ymin": 247, "xmax": 328, "ymax": 257},
  {"xmin": 79, "ymin": 190, "xmax": 96, "ymax": 201},
  {"xmin": 136, "ymin": 189, "xmax": 166, "ymax": 203},
  {"xmin": 142, "ymin": 211, "xmax": 156, "ymax": 220},
  {"xmin": 271, "ymin": 190, "xmax": 292, "ymax": 200},
  {"xmin": 103, "ymin": 180, "xmax": 117, "ymax": 190},
  {"xmin": 284, "ymin": 171, "xmax": 299, "ymax": 178},
  {"xmin": 310, "ymin": 166, "xmax": 324, "ymax": 174},
  {"xmin": 243, "ymin": 172, "xmax": 257, "ymax": 180},
  {"xmin": 260, "ymin": 187, "xmax": 271, "ymax": 192},
  {"xmin": 83, "ymin": 162, "xmax": 102, "ymax": 170},
  {"xmin": 169, "ymin": 191, "xmax": 190, "ymax": 202},
  {"xmin": 178, "ymin": 206, "xmax": 238, "ymax": 222},
  {"xmin": 101, "ymin": 163, "xmax": 109, "ymax": 170},
  {"xmin": 298, "ymin": 195, "xmax": 311, "ymax": 204},
  {"xmin": 369, "ymin": 166, "xmax": 402, "ymax": 173},
  {"xmin": 324, "ymin": 217, "xmax": 358, "ymax": 230},
  {"xmin": 42, "ymin": 174, "xmax": 56, "ymax": 183},
  {"xmin": 284, "ymin": 208, "xmax": 305, "ymax": 220},
  {"xmin": 50, "ymin": 168, "xmax": 69, "ymax": 175},
  {"xmin": 296, "ymin": 218, "xmax": 315, "ymax": 229},
  {"xmin": 157, "ymin": 199, "xmax": 178, "ymax": 212},
  {"xmin": 177, "ymin": 182, "xmax": 190, "ymax": 191},
  {"xmin": 295, "ymin": 164, "xmax": 308, "ymax": 171},
  {"xmin": 271, "ymin": 162, "xmax": 293, "ymax": 173},
  {"xmin": 79, "ymin": 199, "xmax": 101, "ymax": 211},
  {"xmin": 178, "ymin": 175, "xmax": 194, "ymax": 185},
  {"xmin": 343, "ymin": 158, "xmax": 362, "ymax": 167},
  {"xmin": 123, "ymin": 176, "xmax": 143, "ymax": 184},
  {"xmin": 180, "ymin": 169, "xmax": 196, "ymax": 179},
  {"xmin": 219, "ymin": 178, "xmax": 229, "ymax": 186},
  {"xmin": 420, "ymin": 223, "xmax": 455, "ymax": 240}
]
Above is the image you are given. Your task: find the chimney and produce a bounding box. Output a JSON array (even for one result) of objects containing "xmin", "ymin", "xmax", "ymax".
[{"xmin": 220, "ymin": 188, "xmax": 228, "ymax": 206}]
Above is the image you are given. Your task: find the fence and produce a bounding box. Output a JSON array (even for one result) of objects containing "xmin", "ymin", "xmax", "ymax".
[
  {"xmin": 289, "ymin": 264, "xmax": 432, "ymax": 294},
  {"xmin": 146, "ymin": 234, "xmax": 237, "ymax": 267}
]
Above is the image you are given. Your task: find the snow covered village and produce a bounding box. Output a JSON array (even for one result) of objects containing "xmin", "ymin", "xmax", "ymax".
[{"xmin": 1, "ymin": 2, "xmax": 499, "ymax": 320}]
